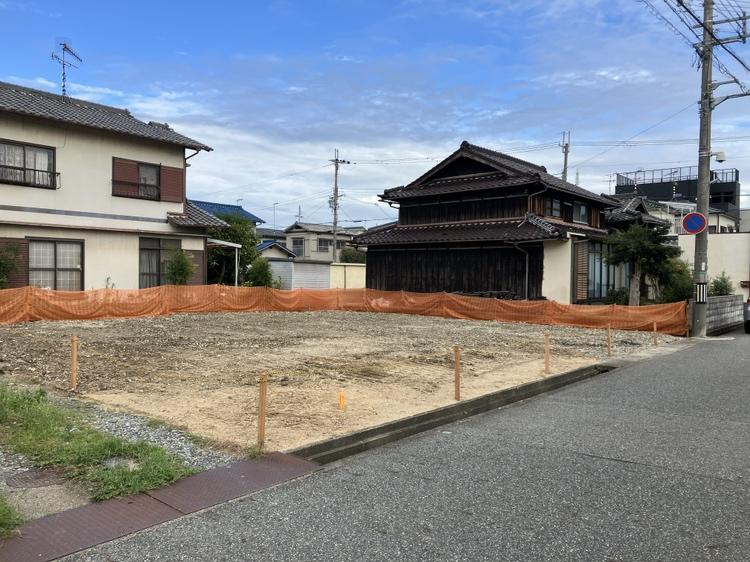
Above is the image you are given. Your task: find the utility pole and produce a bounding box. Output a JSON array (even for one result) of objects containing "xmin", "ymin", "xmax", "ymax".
[
  {"xmin": 693, "ymin": 0, "xmax": 714, "ymax": 338},
  {"xmin": 667, "ymin": 0, "xmax": 750, "ymax": 336},
  {"xmin": 296, "ymin": 205, "xmax": 303, "ymax": 222},
  {"xmin": 560, "ymin": 131, "xmax": 570, "ymax": 182},
  {"xmin": 329, "ymin": 149, "xmax": 350, "ymax": 262}
]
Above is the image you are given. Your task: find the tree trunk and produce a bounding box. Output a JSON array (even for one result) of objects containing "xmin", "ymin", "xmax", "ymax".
[{"xmin": 629, "ymin": 262, "xmax": 641, "ymax": 306}]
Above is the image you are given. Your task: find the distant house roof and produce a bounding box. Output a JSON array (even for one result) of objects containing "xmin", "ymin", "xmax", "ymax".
[
  {"xmin": 382, "ymin": 140, "xmax": 613, "ymax": 206},
  {"xmin": 355, "ymin": 215, "xmax": 607, "ymax": 246},
  {"xmin": 285, "ymin": 222, "xmax": 365, "ymax": 235},
  {"xmin": 190, "ymin": 200, "xmax": 265, "ymax": 224},
  {"xmin": 0, "ymin": 81, "xmax": 211, "ymax": 151},
  {"xmin": 167, "ymin": 201, "xmax": 229, "ymax": 228},
  {"xmin": 256, "ymin": 240, "xmax": 296, "ymax": 257},
  {"xmin": 257, "ymin": 227, "xmax": 287, "ymax": 239}
]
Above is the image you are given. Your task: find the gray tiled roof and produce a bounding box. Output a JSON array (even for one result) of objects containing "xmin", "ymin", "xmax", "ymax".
[
  {"xmin": 355, "ymin": 217, "xmax": 558, "ymax": 246},
  {"xmin": 355, "ymin": 214, "xmax": 609, "ymax": 246},
  {"xmin": 168, "ymin": 201, "xmax": 228, "ymax": 228},
  {"xmin": 285, "ymin": 222, "xmax": 365, "ymax": 235},
  {"xmin": 383, "ymin": 141, "xmax": 613, "ymax": 206},
  {"xmin": 0, "ymin": 81, "xmax": 211, "ymax": 151}
]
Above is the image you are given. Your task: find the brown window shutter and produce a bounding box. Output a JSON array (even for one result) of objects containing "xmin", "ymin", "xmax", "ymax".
[
  {"xmin": 0, "ymin": 238, "xmax": 28, "ymax": 288},
  {"xmin": 112, "ymin": 158, "xmax": 140, "ymax": 197},
  {"xmin": 574, "ymin": 242, "xmax": 589, "ymax": 302},
  {"xmin": 160, "ymin": 166, "xmax": 184, "ymax": 203}
]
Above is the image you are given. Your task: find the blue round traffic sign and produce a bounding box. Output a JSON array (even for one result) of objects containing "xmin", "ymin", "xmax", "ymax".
[{"xmin": 682, "ymin": 212, "xmax": 707, "ymax": 235}]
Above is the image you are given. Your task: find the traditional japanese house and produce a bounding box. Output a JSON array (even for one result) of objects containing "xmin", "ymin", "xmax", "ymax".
[{"xmin": 355, "ymin": 141, "xmax": 623, "ymax": 303}]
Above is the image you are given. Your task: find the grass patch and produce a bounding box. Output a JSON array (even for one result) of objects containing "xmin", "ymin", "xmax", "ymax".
[
  {"xmin": 0, "ymin": 495, "xmax": 22, "ymax": 537},
  {"xmin": 0, "ymin": 384, "xmax": 195, "ymax": 501}
]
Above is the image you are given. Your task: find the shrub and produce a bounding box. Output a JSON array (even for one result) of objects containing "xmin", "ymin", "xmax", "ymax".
[
  {"xmin": 338, "ymin": 247, "xmax": 366, "ymax": 263},
  {"xmin": 165, "ymin": 249, "xmax": 195, "ymax": 285},
  {"xmin": 709, "ymin": 270, "xmax": 734, "ymax": 296},
  {"xmin": 0, "ymin": 246, "xmax": 18, "ymax": 289},
  {"xmin": 660, "ymin": 258, "xmax": 694, "ymax": 303},
  {"xmin": 246, "ymin": 256, "xmax": 273, "ymax": 287},
  {"xmin": 604, "ymin": 287, "xmax": 629, "ymax": 305}
]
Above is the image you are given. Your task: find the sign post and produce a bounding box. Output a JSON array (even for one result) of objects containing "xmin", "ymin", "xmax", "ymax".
[
  {"xmin": 682, "ymin": 212, "xmax": 708, "ymax": 336},
  {"xmin": 682, "ymin": 212, "xmax": 708, "ymax": 235}
]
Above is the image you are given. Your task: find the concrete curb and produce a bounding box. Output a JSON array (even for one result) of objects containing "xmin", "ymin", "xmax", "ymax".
[{"xmin": 290, "ymin": 362, "xmax": 620, "ymax": 465}]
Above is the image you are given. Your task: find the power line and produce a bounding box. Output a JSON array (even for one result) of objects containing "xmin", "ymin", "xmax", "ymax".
[
  {"xmin": 567, "ymin": 101, "xmax": 696, "ymax": 170},
  {"xmin": 677, "ymin": 0, "xmax": 750, "ymax": 72}
]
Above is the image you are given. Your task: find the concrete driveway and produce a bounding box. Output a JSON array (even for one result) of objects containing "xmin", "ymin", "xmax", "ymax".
[{"xmin": 66, "ymin": 330, "xmax": 750, "ymax": 561}]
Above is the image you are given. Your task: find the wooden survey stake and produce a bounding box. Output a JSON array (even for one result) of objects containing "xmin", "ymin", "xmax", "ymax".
[
  {"xmin": 453, "ymin": 345, "xmax": 461, "ymax": 401},
  {"xmin": 652, "ymin": 322, "xmax": 658, "ymax": 345},
  {"xmin": 258, "ymin": 373, "xmax": 268, "ymax": 448},
  {"xmin": 70, "ymin": 335, "xmax": 78, "ymax": 391},
  {"xmin": 607, "ymin": 325, "xmax": 612, "ymax": 357}
]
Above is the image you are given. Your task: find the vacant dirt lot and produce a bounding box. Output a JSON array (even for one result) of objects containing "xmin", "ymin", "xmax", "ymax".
[{"xmin": 0, "ymin": 311, "xmax": 675, "ymax": 451}]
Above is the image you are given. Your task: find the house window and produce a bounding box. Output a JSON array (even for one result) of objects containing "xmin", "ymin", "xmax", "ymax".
[
  {"xmin": 573, "ymin": 203, "xmax": 589, "ymax": 224},
  {"xmin": 138, "ymin": 163, "xmax": 160, "ymax": 200},
  {"xmin": 139, "ymin": 238, "xmax": 181, "ymax": 288},
  {"xmin": 28, "ymin": 240, "xmax": 83, "ymax": 290},
  {"xmin": 544, "ymin": 198, "xmax": 562, "ymax": 218},
  {"xmin": 112, "ymin": 158, "xmax": 183, "ymax": 202},
  {"xmin": 292, "ymin": 237, "xmax": 305, "ymax": 256},
  {"xmin": 336, "ymin": 240, "xmax": 346, "ymax": 250},
  {"xmin": 317, "ymin": 238, "xmax": 331, "ymax": 253},
  {"xmin": 587, "ymin": 242, "xmax": 615, "ymax": 300},
  {"xmin": 0, "ymin": 141, "xmax": 55, "ymax": 188}
]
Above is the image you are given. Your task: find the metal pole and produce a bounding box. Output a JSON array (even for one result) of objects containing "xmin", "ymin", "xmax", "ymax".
[
  {"xmin": 235, "ymin": 247, "xmax": 239, "ymax": 287},
  {"xmin": 331, "ymin": 149, "xmax": 340, "ymax": 263},
  {"xmin": 561, "ymin": 131, "xmax": 570, "ymax": 183},
  {"xmin": 692, "ymin": 0, "xmax": 714, "ymax": 338}
]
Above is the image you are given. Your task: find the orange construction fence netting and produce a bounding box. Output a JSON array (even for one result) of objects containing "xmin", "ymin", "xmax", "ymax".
[{"xmin": 0, "ymin": 285, "xmax": 689, "ymax": 335}]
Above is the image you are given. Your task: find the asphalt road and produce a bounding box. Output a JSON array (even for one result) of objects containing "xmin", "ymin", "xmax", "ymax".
[{"xmin": 67, "ymin": 330, "xmax": 750, "ymax": 561}]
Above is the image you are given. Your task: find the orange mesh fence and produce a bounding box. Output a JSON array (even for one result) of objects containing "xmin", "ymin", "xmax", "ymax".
[{"xmin": 0, "ymin": 285, "xmax": 689, "ymax": 335}]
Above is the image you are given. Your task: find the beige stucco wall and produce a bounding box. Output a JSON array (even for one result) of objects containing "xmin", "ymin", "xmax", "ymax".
[
  {"xmin": 259, "ymin": 245, "xmax": 292, "ymax": 259},
  {"xmin": 0, "ymin": 113, "xmax": 188, "ymax": 233},
  {"xmin": 285, "ymin": 232, "xmax": 356, "ymax": 261},
  {"xmin": 0, "ymin": 224, "xmax": 203, "ymax": 289},
  {"xmin": 330, "ymin": 263, "xmax": 366, "ymax": 289},
  {"xmin": 542, "ymin": 239, "xmax": 572, "ymax": 304},
  {"xmin": 678, "ymin": 232, "xmax": 750, "ymax": 300}
]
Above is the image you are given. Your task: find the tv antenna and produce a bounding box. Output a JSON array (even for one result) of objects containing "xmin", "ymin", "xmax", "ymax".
[{"xmin": 51, "ymin": 40, "xmax": 82, "ymax": 96}]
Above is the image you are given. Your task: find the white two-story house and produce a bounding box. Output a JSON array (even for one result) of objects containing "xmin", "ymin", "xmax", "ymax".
[{"xmin": 0, "ymin": 80, "xmax": 225, "ymax": 290}]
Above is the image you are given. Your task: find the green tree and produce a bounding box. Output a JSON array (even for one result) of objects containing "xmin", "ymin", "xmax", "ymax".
[
  {"xmin": 709, "ymin": 270, "xmax": 734, "ymax": 296},
  {"xmin": 659, "ymin": 258, "xmax": 694, "ymax": 303},
  {"xmin": 0, "ymin": 246, "xmax": 18, "ymax": 289},
  {"xmin": 605, "ymin": 224, "xmax": 681, "ymax": 306},
  {"xmin": 245, "ymin": 256, "xmax": 274, "ymax": 287},
  {"xmin": 207, "ymin": 214, "xmax": 259, "ymax": 285},
  {"xmin": 338, "ymin": 247, "xmax": 366, "ymax": 263},
  {"xmin": 165, "ymin": 249, "xmax": 196, "ymax": 285}
]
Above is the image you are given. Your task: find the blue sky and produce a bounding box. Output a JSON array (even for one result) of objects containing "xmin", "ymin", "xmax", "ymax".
[{"xmin": 3, "ymin": 0, "xmax": 750, "ymax": 227}]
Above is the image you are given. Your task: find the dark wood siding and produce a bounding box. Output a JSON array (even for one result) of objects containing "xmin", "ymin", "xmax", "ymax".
[
  {"xmin": 365, "ymin": 244, "xmax": 543, "ymax": 298},
  {"xmin": 0, "ymin": 238, "xmax": 29, "ymax": 288},
  {"xmin": 160, "ymin": 166, "xmax": 185, "ymax": 203},
  {"xmin": 112, "ymin": 158, "xmax": 140, "ymax": 197},
  {"xmin": 399, "ymin": 196, "xmax": 527, "ymax": 225}
]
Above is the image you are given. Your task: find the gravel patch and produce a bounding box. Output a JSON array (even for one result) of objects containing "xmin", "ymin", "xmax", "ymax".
[
  {"xmin": 0, "ymin": 448, "xmax": 31, "ymax": 480},
  {"xmin": 83, "ymin": 406, "xmax": 236, "ymax": 471}
]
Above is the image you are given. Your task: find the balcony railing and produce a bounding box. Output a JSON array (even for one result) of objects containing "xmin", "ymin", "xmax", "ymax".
[
  {"xmin": 0, "ymin": 164, "xmax": 60, "ymax": 189},
  {"xmin": 615, "ymin": 166, "xmax": 739, "ymax": 186}
]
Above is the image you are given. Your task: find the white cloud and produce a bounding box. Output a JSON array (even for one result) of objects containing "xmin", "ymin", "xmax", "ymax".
[{"xmin": 3, "ymin": 75, "xmax": 56, "ymax": 90}]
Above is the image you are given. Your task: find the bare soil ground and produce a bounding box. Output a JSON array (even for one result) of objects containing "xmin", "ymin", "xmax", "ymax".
[{"xmin": 0, "ymin": 311, "xmax": 676, "ymax": 452}]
